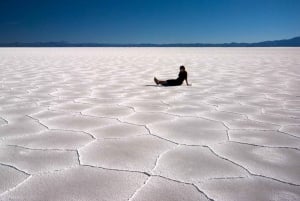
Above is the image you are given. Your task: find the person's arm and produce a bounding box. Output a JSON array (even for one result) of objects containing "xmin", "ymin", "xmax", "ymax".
[
  {"xmin": 185, "ymin": 79, "xmax": 191, "ymax": 86},
  {"xmin": 185, "ymin": 73, "xmax": 191, "ymax": 86}
]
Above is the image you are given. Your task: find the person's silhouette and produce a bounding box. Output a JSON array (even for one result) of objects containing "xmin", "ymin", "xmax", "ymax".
[{"xmin": 154, "ymin": 65, "xmax": 191, "ymax": 86}]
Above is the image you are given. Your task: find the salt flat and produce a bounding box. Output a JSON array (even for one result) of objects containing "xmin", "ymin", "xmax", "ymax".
[{"xmin": 0, "ymin": 47, "xmax": 300, "ymax": 201}]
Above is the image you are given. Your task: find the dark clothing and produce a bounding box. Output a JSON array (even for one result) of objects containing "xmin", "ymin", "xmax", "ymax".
[{"xmin": 163, "ymin": 71, "xmax": 187, "ymax": 86}]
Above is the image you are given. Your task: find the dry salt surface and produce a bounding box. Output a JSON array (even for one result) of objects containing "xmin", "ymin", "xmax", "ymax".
[{"xmin": 0, "ymin": 47, "xmax": 300, "ymax": 201}]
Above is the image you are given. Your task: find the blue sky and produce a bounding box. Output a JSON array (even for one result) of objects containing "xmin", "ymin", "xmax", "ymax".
[{"xmin": 0, "ymin": 0, "xmax": 299, "ymax": 43}]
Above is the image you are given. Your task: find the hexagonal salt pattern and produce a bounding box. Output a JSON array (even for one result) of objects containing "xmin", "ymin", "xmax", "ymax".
[
  {"xmin": 228, "ymin": 130, "xmax": 300, "ymax": 148},
  {"xmin": 121, "ymin": 111, "xmax": 176, "ymax": 125},
  {"xmin": 210, "ymin": 142, "xmax": 300, "ymax": 185},
  {"xmin": 217, "ymin": 104, "xmax": 262, "ymax": 116},
  {"xmin": 166, "ymin": 105, "xmax": 214, "ymax": 116},
  {"xmin": 224, "ymin": 119, "xmax": 280, "ymax": 130},
  {"xmin": 74, "ymin": 97, "xmax": 121, "ymax": 105},
  {"xmin": 0, "ymin": 117, "xmax": 47, "ymax": 139},
  {"xmin": 197, "ymin": 177, "xmax": 300, "ymax": 201},
  {"xmin": 0, "ymin": 166, "xmax": 147, "ymax": 201},
  {"xmin": 153, "ymin": 146, "xmax": 248, "ymax": 183},
  {"xmin": 40, "ymin": 114, "xmax": 118, "ymax": 132},
  {"xmin": 79, "ymin": 135, "xmax": 175, "ymax": 172},
  {"xmin": 83, "ymin": 105, "xmax": 134, "ymax": 118},
  {"xmin": 148, "ymin": 117, "xmax": 227, "ymax": 145},
  {"xmin": 89, "ymin": 122, "xmax": 148, "ymax": 138},
  {"xmin": 0, "ymin": 106, "xmax": 43, "ymax": 122},
  {"xmin": 0, "ymin": 165, "xmax": 29, "ymax": 194},
  {"xmin": 29, "ymin": 110, "xmax": 69, "ymax": 120},
  {"xmin": 200, "ymin": 110, "xmax": 247, "ymax": 123},
  {"xmin": 131, "ymin": 176, "xmax": 209, "ymax": 201},
  {"xmin": 0, "ymin": 146, "xmax": 77, "ymax": 174},
  {"xmin": 280, "ymin": 125, "xmax": 300, "ymax": 138},
  {"xmin": 263, "ymin": 108, "xmax": 300, "ymax": 119},
  {"xmin": 249, "ymin": 113, "xmax": 300, "ymax": 125},
  {"xmin": 1, "ymin": 48, "xmax": 300, "ymax": 200},
  {"xmin": 121, "ymin": 100, "xmax": 168, "ymax": 112},
  {"xmin": 2, "ymin": 130, "xmax": 94, "ymax": 149},
  {"xmin": 49, "ymin": 101, "xmax": 92, "ymax": 113}
]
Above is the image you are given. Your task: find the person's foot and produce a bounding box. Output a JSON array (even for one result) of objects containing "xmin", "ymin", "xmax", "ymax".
[{"xmin": 154, "ymin": 77, "xmax": 159, "ymax": 85}]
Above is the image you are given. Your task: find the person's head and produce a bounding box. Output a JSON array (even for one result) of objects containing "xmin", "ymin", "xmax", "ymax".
[{"xmin": 180, "ymin": 65, "xmax": 185, "ymax": 72}]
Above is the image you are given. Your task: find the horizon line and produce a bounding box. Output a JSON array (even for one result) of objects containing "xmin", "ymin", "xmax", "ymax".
[{"xmin": 1, "ymin": 36, "xmax": 299, "ymax": 47}]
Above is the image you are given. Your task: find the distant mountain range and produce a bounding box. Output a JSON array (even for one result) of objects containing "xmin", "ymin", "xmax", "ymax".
[{"xmin": 1, "ymin": 36, "xmax": 300, "ymax": 47}]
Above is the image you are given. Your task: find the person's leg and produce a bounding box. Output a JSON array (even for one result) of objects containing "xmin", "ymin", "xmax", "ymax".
[
  {"xmin": 154, "ymin": 77, "xmax": 159, "ymax": 85},
  {"xmin": 159, "ymin": 80, "xmax": 167, "ymax": 85},
  {"xmin": 154, "ymin": 77, "xmax": 167, "ymax": 85},
  {"xmin": 154, "ymin": 77, "xmax": 168, "ymax": 85}
]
